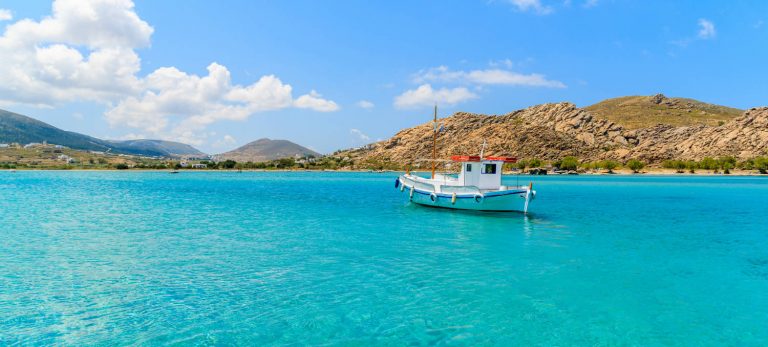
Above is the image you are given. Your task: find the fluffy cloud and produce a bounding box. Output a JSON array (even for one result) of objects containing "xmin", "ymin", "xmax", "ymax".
[
  {"xmin": 294, "ymin": 90, "xmax": 339, "ymax": 112},
  {"xmin": 356, "ymin": 100, "xmax": 375, "ymax": 109},
  {"xmin": 414, "ymin": 65, "xmax": 565, "ymax": 88},
  {"xmin": 0, "ymin": 0, "xmax": 338, "ymax": 145},
  {"xmin": 506, "ymin": 0, "xmax": 553, "ymax": 14},
  {"xmin": 0, "ymin": 9, "xmax": 12, "ymax": 21},
  {"xmin": 697, "ymin": 19, "xmax": 716, "ymax": 39},
  {"xmin": 394, "ymin": 84, "xmax": 477, "ymax": 109},
  {"xmin": 0, "ymin": 0, "xmax": 147, "ymax": 106}
]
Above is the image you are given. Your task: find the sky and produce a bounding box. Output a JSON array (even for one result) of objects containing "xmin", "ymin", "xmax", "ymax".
[{"xmin": 0, "ymin": 0, "xmax": 765, "ymax": 154}]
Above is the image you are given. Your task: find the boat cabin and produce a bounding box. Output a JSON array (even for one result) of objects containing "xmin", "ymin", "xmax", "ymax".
[{"xmin": 451, "ymin": 155, "xmax": 517, "ymax": 190}]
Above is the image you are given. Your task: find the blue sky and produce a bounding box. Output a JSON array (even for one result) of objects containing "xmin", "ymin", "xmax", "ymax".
[{"xmin": 0, "ymin": 0, "xmax": 765, "ymax": 154}]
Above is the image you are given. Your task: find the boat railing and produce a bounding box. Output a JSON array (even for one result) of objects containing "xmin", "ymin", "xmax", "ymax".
[
  {"xmin": 413, "ymin": 181, "xmax": 436, "ymax": 192},
  {"xmin": 403, "ymin": 177, "xmax": 438, "ymax": 192},
  {"xmin": 440, "ymin": 185, "xmax": 482, "ymax": 195}
]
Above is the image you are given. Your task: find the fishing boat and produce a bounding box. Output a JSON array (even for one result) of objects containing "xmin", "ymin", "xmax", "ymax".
[{"xmin": 395, "ymin": 107, "xmax": 536, "ymax": 213}]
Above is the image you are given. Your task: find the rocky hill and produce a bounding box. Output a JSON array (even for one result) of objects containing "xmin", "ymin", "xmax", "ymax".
[
  {"xmin": 586, "ymin": 94, "xmax": 742, "ymax": 129},
  {"xmin": 0, "ymin": 109, "xmax": 205, "ymax": 157},
  {"xmin": 340, "ymin": 98, "xmax": 767, "ymax": 168},
  {"xmin": 623, "ymin": 107, "xmax": 768, "ymax": 162},
  {"xmin": 216, "ymin": 138, "xmax": 320, "ymax": 162}
]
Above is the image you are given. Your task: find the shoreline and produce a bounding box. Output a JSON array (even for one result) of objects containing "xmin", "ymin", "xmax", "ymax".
[{"xmin": 4, "ymin": 168, "xmax": 767, "ymax": 176}]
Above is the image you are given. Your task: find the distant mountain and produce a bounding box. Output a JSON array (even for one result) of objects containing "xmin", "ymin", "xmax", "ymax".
[
  {"xmin": 0, "ymin": 109, "xmax": 112, "ymax": 152},
  {"xmin": 0, "ymin": 109, "xmax": 205, "ymax": 158},
  {"xmin": 217, "ymin": 138, "xmax": 321, "ymax": 162},
  {"xmin": 585, "ymin": 94, "xmax": 743, "ymax": 129},
  {"xmin": 107, "ymin": 139, "xmax": 205, "ymax": 158}
]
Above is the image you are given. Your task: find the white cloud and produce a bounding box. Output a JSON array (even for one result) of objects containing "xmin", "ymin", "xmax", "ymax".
[
  {"xmin": 506, "ymin": 0, "xmax": 553, "ymax": 14},
  {"xmin": 0, "ymin": 0, "xmax": 148, "ymax": 106},
  {"xmin": 583, "ymin": 0, "xmax": 599, "ymax": 8},
  {"xmin": 0, "ymin": 9, "xmax": 12, "ymax": 21},
  {"xmin": 356, "ymin": 100, "xmax": 375, "ymax": 109},
  {"xmin": 350, "ymin": 128, "xmax": 370, "ymax": 142},
  {"xmin": 754, "ymin": 20, "xmax": 764, "ymax": 29},
  {"xmin": 0, "ymin": 0, "xmax": 338, "ymax": 146},
  {"xmin": 414, "ymin": 65, "xmax": 566, "ymax": 88},
  {"xmin": 294, "ymin": 90, "xmax": 339, "ymax": 112},
  {"xmin": 394, "ymin": 84, "xmax": 477, "ymax": 109},
  {"xmin": 697, "ymin": 19, "xmax": 716, "ymax": 39}
]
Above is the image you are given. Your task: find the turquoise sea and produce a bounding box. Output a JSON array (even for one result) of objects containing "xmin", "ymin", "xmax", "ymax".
[{"xmin": 1, "ymin": 171, "xmax": 767, "ymax": 346}]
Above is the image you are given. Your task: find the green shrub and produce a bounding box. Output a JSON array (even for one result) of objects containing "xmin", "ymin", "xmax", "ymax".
[
  {"xmin": 626, "ymin": 159, "xmax": 645, "ymax": 173},
  {"xmin": 220, "ymin": 159, "xmax": 237, "ymax": 169},
  {"xmin": 115, "ymin": 163, "xmax": 129, "ymax": 170},
  {"xmin": 558, "ymin": 156, "xmax": 579, "ymax": 171},
  {"xmin": 601, "ymin": 160, "xmax": 619, "ymax": 173},
  {"xmin": 699, "ymin": 157, "xmax": 717, "ymax": 170},
  {"xmin": 662, "ymin": 160, "xmax": 687, "ymax": 173},
  {"xmin": 686, "ymin": 160, "xmax": 697, "ymax": 173}
]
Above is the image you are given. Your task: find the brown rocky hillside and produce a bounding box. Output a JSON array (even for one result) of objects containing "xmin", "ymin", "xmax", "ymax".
[{"xmin": 340, "ymin": 100, "xmax": 767, "ymax": 168}]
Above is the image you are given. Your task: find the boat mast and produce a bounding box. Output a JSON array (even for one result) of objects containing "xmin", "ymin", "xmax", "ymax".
[{"xmin": 431, "ymin": 105, "xmax": 437, "ymax": 179}]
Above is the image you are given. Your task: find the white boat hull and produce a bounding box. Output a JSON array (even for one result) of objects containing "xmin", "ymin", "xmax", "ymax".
[{"xmin": 396, "ymin": 175, "xmax": 535, "ymax": 212}]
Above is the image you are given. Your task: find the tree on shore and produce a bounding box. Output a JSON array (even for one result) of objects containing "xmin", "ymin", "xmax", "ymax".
[
  {"xmin": 555, "ymin": 156, "xmax": 579, "ymax": 171},
  {"xmin": 686, "ymin": 160, "xmax": 697, "ymax": 173},
  {"xmin": 717, "ymin": 156, "xmax": 736, "ymax": 174},
  {"xmin": 515, "ymin": 159, "xmax": 528, "ymax": 171},
  {"xmin": 601, "ymin": 160, "xmax": 619, "ymax": 173},
  {"xmin": 662, "ymin": 160, "xmax": 688, "ymax": 173},
  {"xmin": 699, "ymin": 157, "xmax": 717, "ymax": 171},
  {"xmin": 626, "ymin": 159, "xmax": 645, "ymax": 173}
]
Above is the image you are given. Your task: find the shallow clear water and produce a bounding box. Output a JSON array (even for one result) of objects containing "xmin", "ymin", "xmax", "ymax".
[{"xmin": 1, "ymin": 171, "xmax": 767, "ymax": 346}]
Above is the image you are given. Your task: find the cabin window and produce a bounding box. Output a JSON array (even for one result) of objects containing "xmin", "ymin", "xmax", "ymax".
[
  {"xmin": 466, "ymin": 164, "xmax": 472, "ymax": 172},
  {"xmin": 483, "ymin": 163, "xmax": 497, "ymax": 174}
]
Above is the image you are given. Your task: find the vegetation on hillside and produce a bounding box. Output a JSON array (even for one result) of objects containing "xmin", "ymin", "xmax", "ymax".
[{"xmin": 585, "ymin": 94, "xmax": 742, "ymax": 129}]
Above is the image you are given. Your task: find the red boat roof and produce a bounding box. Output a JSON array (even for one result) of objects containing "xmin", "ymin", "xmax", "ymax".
[
  {"xmin": 484, "ymin": 156, "xmax": 518, "ymax": 163},
  {"xmin": 450, "ymin": 155, "xmax": 481, "ymax": 162},
  {"xmin": 450, "ymin": 155, "xmax": 517, "ymax": 163}
]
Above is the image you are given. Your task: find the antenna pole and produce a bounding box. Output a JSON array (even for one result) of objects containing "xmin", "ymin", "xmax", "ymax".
[{"xmin": 431, "ymin": 105, "xmax": 437, "ymax": 179}]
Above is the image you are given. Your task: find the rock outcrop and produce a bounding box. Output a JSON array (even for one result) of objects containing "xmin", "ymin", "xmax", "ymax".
[{"xmin": 624, "ymin": 107, "xmax": 768, "ymax": 161}]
